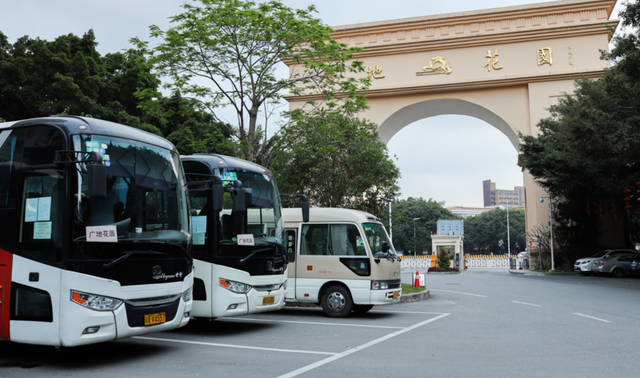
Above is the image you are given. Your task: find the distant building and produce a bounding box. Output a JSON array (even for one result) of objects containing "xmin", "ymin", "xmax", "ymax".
[
  {"xmin": 447, "ymin": 206, "xmax": 493, "ymax": 218},
  {"xmin": 482, "ymin": 180, "xmax": 524, "ymax": 208}
]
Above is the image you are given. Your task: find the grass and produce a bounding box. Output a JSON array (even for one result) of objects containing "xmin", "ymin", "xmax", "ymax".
[{"xmin": 402, "ymin": 283, "xmax": 426, "ymax": 294}]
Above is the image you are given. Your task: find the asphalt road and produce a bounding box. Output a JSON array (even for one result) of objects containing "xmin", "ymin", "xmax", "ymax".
[{"xmin": 2, "ymin": 269, "xmax": 640, "ymax": 377}]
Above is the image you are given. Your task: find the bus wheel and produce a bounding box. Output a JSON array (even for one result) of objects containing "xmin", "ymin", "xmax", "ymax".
[
  {"xmin": 353, "ymin": 305, "xmax": 374, "ymax": 314},
  {"xmin": 322, "ymin": 285, "xmax": 353, "ymax": 317}
]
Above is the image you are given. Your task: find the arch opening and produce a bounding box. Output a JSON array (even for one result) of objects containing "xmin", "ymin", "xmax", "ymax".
[{"xmin": 378, "ymin": 99, "xmax": 520, "ymax": 152}]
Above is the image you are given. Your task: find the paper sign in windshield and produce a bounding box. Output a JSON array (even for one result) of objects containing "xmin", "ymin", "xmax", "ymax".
[
  {"xmin": 33, "ymin": 222, "xmax": 52, "ymax": 239},
  {"xmin": 193, "ymin": 233, "xmax": 205, "ymax": 245},
  {"xmin": 191, "ymin": 216, "xmax": 207, "ymax": 234},
  {"xmin": 237, "ymin": 234, "xmax": 255, "ymax": 246},
  {"xmin": 25, "ymin": 197, "xmax": 52, "ymax": 222},
  {"xmin": 86, "ymin": 226, "xmax": 118, "ymax": 243}
]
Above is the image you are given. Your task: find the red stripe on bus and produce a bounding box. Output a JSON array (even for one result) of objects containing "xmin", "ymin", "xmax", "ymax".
[{"xmin": 0, "ymin": 248, "xmax": 12, "ymax": 341}]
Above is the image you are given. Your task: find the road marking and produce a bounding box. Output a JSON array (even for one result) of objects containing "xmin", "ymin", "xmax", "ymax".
[
  {"xmin": 512, "ymin": 301, "xmax": 542, "ymax": 307},
  {"xmin": 370, "ymin": 310, "xmax": 446, "ymax": 315},
  {"xmin": 573, "ymin": 313, "xmax": 612, "ymax": 323},
  {"xmin": 429, "ymin": 289, "xmax": 488, "ymax": 298},
  {"xmin": 277, "ymin": 313, "xmax": 450, "ymax": 378},
  {"xmin": 133, "ymin": 336, "xmax": 336, "ymax": 355},
  {"xmin": 219, "ymin": 317, "xmax": 404, "ymax": 329}
]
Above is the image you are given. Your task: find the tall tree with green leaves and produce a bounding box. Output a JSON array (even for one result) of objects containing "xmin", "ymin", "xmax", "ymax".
[
  {"xmin": 136, "ymin": 0, "xmax": 370, "ymax": 163},
  {"xmin": 0, "ymin": 30, "xmax": 236, "ymax": 155},
  {"xmin": 390, "ymin": 198, "xmax": 459, "ymax": 255},
  {"xmin": 270, "ymin": 110, "xmax": 400, "ymax": 217},
  {"xmin": 518, "ymin": 1, "xmax": 640, "ymax": 249}
]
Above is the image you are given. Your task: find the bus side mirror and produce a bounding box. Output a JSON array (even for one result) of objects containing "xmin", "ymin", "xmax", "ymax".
[
  {"xmin": 381, "ymin": 241, "xmax": 390, "ymax": 253},
  {"xmin": 212, "ymin": 185, "xmax": 223, "ymax": 213},
  {"xmin": 233, "ymin": 187, "xmax": 246, "ymax": 212},
  {"xmin": 300, "ymin": 195, "xmax": 309, "ymax": 223},
  {"xmin": 87, "ymin": 152, "xmax": 106, "ymax": 199}
]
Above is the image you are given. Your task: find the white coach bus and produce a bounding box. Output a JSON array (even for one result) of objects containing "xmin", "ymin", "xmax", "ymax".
[{"xmin": 282, "ymin": 208, "xmax": 402, "ymax": 317}]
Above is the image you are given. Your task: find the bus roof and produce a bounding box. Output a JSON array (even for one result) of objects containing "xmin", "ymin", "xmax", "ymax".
[
  {"xmin": 283, "ymin": 207, "xmax": 381, "ymax": 225},
  {"xmin": 0, "ymin": 121, "xmax": 19, "ymax": 129},
  {"xmin": 181, "ymin": 154, "xmax": 273, "ymax": 176},
  {"xmin": 0, "ymin": 116, "xmax": 177, "ymax": 151}
]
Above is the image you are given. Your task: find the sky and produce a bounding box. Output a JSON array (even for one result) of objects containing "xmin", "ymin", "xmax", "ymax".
[{"xmin": 0, "ymin": 0, "xmax": 626, "ymax": 208}]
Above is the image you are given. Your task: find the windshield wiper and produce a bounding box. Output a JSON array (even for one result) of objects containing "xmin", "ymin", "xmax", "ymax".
[
  {"xmin": 259, "ymin": 240, "xmax": 288, "ymax": 264},
  {"xmin": 239, "ymin": 247, "xmax": 274, "ymax": 265},
  {"xmin": 103, "ymin": 250, "xmax": 169, "ymax": 269}
]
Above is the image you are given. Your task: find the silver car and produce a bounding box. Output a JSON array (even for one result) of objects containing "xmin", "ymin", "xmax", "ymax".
[
  {"xmin": 591, "ymin": 253, "xmax": 638, "ymax": 278},
  {"xmin": 574, "ymin": 249, "xmax": 638, "ymax": 276}
]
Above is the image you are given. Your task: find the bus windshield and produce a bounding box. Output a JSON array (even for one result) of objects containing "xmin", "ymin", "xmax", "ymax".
[
  {"xmin": 70, "ymin": 135, "xmax": 189, "ymax": 259},
  {"xmin": 363, "ymin": 223, "xmax": 397, "ymax": 258},
  {"xmin": 217, "ymin": 168, "xmax": 284, "ymax": 245}
]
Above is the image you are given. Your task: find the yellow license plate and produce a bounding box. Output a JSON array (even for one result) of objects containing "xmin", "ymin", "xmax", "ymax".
[
  {"xmin": 393, "ymin": 291, "xmax": 399, "ymax": 299},
  {"xmin": 144, "ymin": 312, "xmax": 166, "ymax": 326},
  {"xmin": 262, "ymin": 296, "xmax": 275, "ymax": 305}
]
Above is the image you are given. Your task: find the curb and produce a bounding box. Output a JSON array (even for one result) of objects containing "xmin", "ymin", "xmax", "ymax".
[{"xmin": 399, "ymin": 289, "xmax": 430, "ymax": 302}]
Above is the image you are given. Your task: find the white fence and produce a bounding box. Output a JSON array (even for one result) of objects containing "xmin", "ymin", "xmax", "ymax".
[
  {"xmin": 465, "ymin": 255, "xmax": 509, "ymax": 268},
  {"xmin": 399, "ymin": 255, "xmax": 512, "ymax": 270}
]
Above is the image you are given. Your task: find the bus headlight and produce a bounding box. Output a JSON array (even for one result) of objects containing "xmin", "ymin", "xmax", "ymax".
[
  {"xmin": 219, "ymin": 278, "xmax": 251, "ymax": 294},
  {"xmin": 371, "ymin": 281, "xmax": 389, "ymax": 290},
  {"xmin": 71, "ymin": 290, "xmax": 123, "ymax": 311},
  {"xmin": 182, "ymin": 286, "xmax": 193, "ymax": 302}
]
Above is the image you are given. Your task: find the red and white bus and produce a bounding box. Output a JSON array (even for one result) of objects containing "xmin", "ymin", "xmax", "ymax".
[{"xmin": 0, "ymin": 116, "xmax": 193, "ymax": 346}]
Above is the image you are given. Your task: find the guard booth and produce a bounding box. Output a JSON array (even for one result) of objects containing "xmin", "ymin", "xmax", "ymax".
[{"xmin": 431, "ymin": 220, "xmax": 464, "ymax": 272}]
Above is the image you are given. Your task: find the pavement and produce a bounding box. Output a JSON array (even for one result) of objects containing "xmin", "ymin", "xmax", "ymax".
[{"xmin": 508, "ymin": 268, "xmax": 579, "ymax": 276}]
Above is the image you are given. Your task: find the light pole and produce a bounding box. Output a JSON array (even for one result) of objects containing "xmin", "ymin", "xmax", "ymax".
[
  {"xmin": 413, "ymin": 217, "xmax": 420, "ymax": 256},
  {"xmin": 506, "ymin": 200, "xmax": 511, "ymax": 266},
  {"xmin": 540, "ymin": 196, "xmax": 555, "ymax": 271}
]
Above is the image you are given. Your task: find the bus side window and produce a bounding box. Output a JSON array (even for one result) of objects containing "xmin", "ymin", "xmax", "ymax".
[
  {"xmin": 286, "ymin": 229, "xmax": 296, "ymax": 263},
  {"xmin": 300, "ymin": 224, "xmax": 328, "ymax": 256}
]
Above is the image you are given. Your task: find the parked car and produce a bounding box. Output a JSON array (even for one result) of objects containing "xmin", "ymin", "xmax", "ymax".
[
  {"xmin": 630, "ymin": 257, "xmax": 640, "ymax": 277},
  {"xmin": 591, "ymin": 253, "xmax": 638, "ymax": 278},
  {"xmin": 574, "ymin": 249, "xmax": 639, "ymax": 276}
]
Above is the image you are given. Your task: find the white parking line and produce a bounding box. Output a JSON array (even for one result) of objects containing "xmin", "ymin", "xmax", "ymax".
[
  {"xmin": 133, "ymin": 336, "xmax": 337, "ymax": 355},
  {"xmin": 512, "ymin": 301, "xmax": 542, "ymax": 307},
  {"xmin": 370, "ymin": 310, "xmax": 446, "ymax": 315},
  {"xmin": 573, "ymin": 313, "xmax": 612, "ymax": 323},
  {"xmin": 429, "ymin": 289, "xmax": 488, "ymax": 298},
  {"xmin": 219, "ymin": 317, "xmax": 404, "ymax": 329},
  {"xmin": 277, "ymin": 313, "xmax": 450, "ymax": 378}
]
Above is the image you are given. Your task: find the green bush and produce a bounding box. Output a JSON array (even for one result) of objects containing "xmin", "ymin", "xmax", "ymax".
[{"xmin": 438, "ymin": 251, "xmax": 451, "ymax": 269}]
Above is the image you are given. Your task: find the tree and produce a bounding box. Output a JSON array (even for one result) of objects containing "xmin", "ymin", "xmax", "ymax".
[
  {"xmin": 137, "ymin": 0, "xmax": 370, "ymax": 163},
  {"xmin": 463, "ymin": 209, "xmax": 525, "ymax": 255},
  {"xmin": 390, "ymin": 197, "xmax": 460, "ymax": 255},
  {"xmin": 270, "ymin": 110, "xmax": 400, "ymax": 217},
  {"xmin": 0, "ymin": 30, "xmax": 236, "ymax": 155},
  {"xmin": 518, "ymin": 1, "xmax": 640, "ymax": 249}
]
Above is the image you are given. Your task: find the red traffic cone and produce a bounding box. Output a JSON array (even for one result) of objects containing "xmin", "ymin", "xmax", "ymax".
[{"xmin": 414, "ymin": 270, "xmax": 420, "ymax": 288}]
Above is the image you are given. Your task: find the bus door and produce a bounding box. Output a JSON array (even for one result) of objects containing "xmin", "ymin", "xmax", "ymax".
[
  {"xmin": 0, "ymin": 265, "xmax": 5, "ymax": 339},
  {"xmin": 285, "ymin": 229, "xmax": 297, "ymax": 301}
]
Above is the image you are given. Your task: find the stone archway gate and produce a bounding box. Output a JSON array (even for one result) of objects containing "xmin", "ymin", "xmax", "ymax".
[{"xmin": 285, "ymin": 0, "xmax": 619, "ymax": 240}]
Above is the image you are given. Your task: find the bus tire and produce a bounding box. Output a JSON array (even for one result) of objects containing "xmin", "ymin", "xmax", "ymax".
[
  {"xmin": 353, "ymin": 305, "xmax": 374, "ymax": 314},
  {"xmin": 321, "ymin": 285, "xmax": 353, "ymax": 318}
]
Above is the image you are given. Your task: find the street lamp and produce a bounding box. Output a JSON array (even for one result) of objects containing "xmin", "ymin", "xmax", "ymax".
[
  {"xmin": 413, "ymin": 218, "xmax": 420, "ymax": 256},
  {"xmin": 506, "ymin": 200, "xmax": 511, "ymax": 265},
  {"xmin": 540, "ymin": 196, "xmax": 555, "ymax": 271}
]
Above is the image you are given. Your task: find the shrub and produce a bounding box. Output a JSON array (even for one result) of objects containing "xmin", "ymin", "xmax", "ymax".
[{"xmin": 438, "ymin": 251, "xmax": 451, "ymax": 269}]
